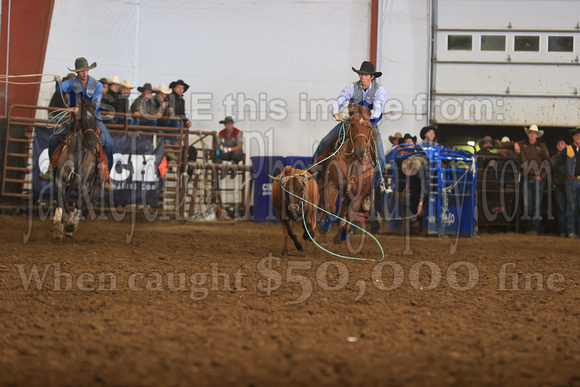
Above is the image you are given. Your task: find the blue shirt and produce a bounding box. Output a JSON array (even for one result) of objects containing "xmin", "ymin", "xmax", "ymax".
[{"xmin": 55, "ymin": 76, "xmax": 103, "ymax": 115}]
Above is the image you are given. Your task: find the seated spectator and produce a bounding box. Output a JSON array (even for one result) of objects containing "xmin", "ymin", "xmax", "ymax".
[
  {"xmin": 104, "ymin": 76, "xmax": 120, "ymax": 123},
  {"xmin": 115, "ymin": 80, "xmax": 137, "ymax": 125},
  {"xmin": 131, "ymin": 83, "xmax": 158, "ymax": 126},
  {"xmin": 419, "ymin": 126, "xmax": 439, "ymax": 147},
  {"xmin": 48, "ymin": 73, "xmax": 75, "ymax": 117},
  {"xmin": 98, "ymin": 77, "xmax": 115, "ymax": 124},
  {"xmin": 168, "ymin": 79, "xmax": 192, "ymax": 129},
  {"xmin": 552, "ymin": 136, "xmax": 569, "ymax": 237},
  {"xmin": 154, "ymin": 84, "xmax": 180, "ymax": 129},
  {"xmin": 217, "ymin": 116, "xmax": 244, "ymax": 164}
]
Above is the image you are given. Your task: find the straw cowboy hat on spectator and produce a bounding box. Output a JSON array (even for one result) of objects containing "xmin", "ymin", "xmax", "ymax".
[
  {"xmin": 120, "ymin": 80, "xmax": 136, "ymax": 89},
  {"xmin": 389, "ymin": 132, "xmax": 403, "ymax": 144},
  {"xmin": 68, "ymin": 57, "xmax": 96, "ymax": 72},
  {"xmin": 153, "ymin": 84, "xmax": 172, "ymax": 94},
  {"xmin": 402, "ymin": 156, "xmax": 427, "ymax": 176},
  {"xmin": 524, "ymin": 124, "xmax": 544, "ymax": 137},
  {"xmin": 107, "ymin": 75, "xmax": 121, "ymax": 85}
]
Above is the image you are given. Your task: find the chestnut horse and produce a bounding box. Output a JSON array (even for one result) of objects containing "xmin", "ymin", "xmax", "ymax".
[
  {"xmin": 52, "ymin": 99, "xmax": 101, "ymax": 240},
  {"xmin": 315, "ymin": 103, "xmax": 378, "ymax": 245}
]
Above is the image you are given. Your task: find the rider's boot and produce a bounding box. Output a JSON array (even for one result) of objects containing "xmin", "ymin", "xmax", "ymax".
[
  {"xmin": 38, "ymin": 168, "xmax": 53, "ymax": 181},
  {"xmin": 39, "ymin": 143, "xmax": 64, "ymax": 181},
  {"xmin": 99, "ymin": 152, "xmax": 113, "ymax": 192}
]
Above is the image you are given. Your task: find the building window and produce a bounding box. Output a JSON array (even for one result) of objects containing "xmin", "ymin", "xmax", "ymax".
[
  {"xmin": 548, "ymin": 36, "xmax": 574, "ymax": 52},
  {"xmin": 514, "ymin": 36, "xmax": 540, "ymax": 51},
  {"xmin": 481, "ymin": 35, "xmax": 506, "ymax": 51},
  {"xmin": 448, "ymin": 35, "xmax": 472, "ymax": 51}
]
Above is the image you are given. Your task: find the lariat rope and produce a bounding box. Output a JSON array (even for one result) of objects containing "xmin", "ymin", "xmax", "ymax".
[
  {"xmin": 0, "ymin": 73, "xmax": 60, "ymax": 85},
  {"xmin": 278, "ymin": 120, "xmax": 385, "ymax": 262}
]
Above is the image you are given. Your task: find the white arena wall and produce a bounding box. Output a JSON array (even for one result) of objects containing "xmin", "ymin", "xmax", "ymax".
[{"xmin": 40, "ymin": 0, "xmax": 415, "ymax": 159}]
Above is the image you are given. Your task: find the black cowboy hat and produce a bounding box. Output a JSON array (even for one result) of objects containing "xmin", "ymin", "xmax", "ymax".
[
  {"xmin": 98, "ymin": 77, "xmax": 109, "ymax": 86},
  {"xmin": 572, "ymin": 127, "xmax": 580, "ymax": 136},
  {"xmin": 478, "ymin": 135, "xmax": 494, "ymax": 148},
  {"xmin": 68, "ymin": 57, "xmax": 97, "ymax": 72},
  {"xmin": 402, "ymin": 133, "xmax": 417, "ymax": 144},
  {"xmin": 169, "ymin": 79, "xmax": 190, "ymax": 93},
  {"xmin": 137, "ymin": 83, "xmax": 153, "ymax": 93},
  {"xmin": 420, "ymin": 125, "xmax": 439, "ymax": 140},
  {"xmin": 219, "ymin": 116, "xmax": 235, "ymax": 124},
  {"xmin": 352, "ymin": 61, "xmax": 382, "ymax": 78},
  {"xmin": 555, "ymin": 136, "xmax": 569, "ymax": 145}
]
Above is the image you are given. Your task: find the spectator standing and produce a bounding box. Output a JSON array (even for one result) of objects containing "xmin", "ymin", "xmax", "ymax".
[
  {"xmin": 168, "ymin": 79, "xmax": 192, "ymax": 129},
  {"xmin": 556, "ymin": 127, "xmax": 580, "ymax": 238},
  {"xmin": 515, "ymin": 125, "xmax": 551, "ymax": 235},
  {"xmin": 419, "ymin": 126, "xmax": 439, "ymax": 147},
  {"xmin": 552, "ymin": 136, "xmax": 569, "ymax": 237}
]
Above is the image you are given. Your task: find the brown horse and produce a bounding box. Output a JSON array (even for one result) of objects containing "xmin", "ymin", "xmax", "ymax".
[
  {"xmin": 52, "ymin": 99, "xmax": 101, "ymax": 240},
  {"xmin": 315, "ymin": 103, "xmax": 378, "ymax": 245}
]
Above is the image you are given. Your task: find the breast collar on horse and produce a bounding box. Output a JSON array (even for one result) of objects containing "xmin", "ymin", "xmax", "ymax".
[{"xmin": 336, "ymin": 121, "xmax": 377, "ymax": 195}]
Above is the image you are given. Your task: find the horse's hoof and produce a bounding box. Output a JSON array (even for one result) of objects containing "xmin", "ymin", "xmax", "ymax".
[
  {"xmin": 294, "ymin": 242, "xmax": 304, "ymax": 252},
  {"xmin": 303, "ymin": 230, "xmax": 315, "ymax": 242},
  {"xmin": 64, "ymin": 232, "xmax": 74, "ymax": 238}
]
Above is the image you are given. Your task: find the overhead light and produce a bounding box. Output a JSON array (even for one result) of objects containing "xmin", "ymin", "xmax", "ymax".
[{"xmin": 467, "ymin": 141, "xmax": 475, "ymax": 146}]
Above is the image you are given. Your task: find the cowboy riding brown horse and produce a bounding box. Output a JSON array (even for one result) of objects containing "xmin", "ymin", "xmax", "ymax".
[
  {"xmin": 314, "ymin": 103, "xmax": 378, "ymax": 245},
  {"xmin": 51, "ymin": 99, "xmax": 102, "ymax": 240}
]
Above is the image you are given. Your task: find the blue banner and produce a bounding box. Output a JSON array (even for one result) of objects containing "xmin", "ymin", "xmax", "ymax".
[{"xmin": 33, "ymin": 129, "xmax": 165, "ymax": 206}]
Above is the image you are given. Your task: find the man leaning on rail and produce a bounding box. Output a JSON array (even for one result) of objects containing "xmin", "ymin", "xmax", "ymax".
[{"xmin": 39, "ymin": 57, "xmax": 115, "ymax": 192}]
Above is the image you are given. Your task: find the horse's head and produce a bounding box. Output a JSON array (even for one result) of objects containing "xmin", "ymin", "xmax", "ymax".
[
  {"xmin": 74, "ymin": 99, "xmax": 99, "ymax": 151},
  {"xmin": 348, "ymin": 104, "xmax": 374, "ymax": 160}
]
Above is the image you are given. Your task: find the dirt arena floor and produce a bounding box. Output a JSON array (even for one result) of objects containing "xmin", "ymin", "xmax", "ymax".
[{"xmin": 1, "ymin": 213, "xmax": 579, "ymax": 386}]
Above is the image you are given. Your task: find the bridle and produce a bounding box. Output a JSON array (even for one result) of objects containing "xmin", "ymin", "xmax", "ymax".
[{"xmin": 346, "ymin": 113, "xmax": 374, "ymax": 160}]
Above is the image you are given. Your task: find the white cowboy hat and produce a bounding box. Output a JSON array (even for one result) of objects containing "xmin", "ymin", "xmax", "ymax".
[
  {"xmin": 120, "ymin": 80, "xmax": 136, "ymax": 89},
  {"xmin": 107, "ymin": 75, "xmax": 120, "ymax": 85},
  {"xmin": 500, "ymin": 136, "xmax": 510, "ymax": 143},
  {"xmin": 153, "ymin": 84, "xmax": 172, "ymax": 94},
  {"xmin": 524, "ymin": 124, "xmax": 544, "ymax": 137}
]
